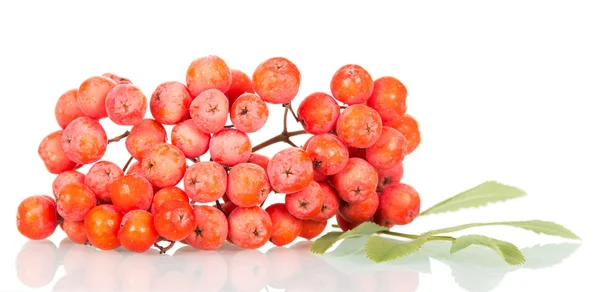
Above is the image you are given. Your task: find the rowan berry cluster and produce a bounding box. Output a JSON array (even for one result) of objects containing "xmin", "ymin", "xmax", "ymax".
[{"xmin": 17, "ymin": 55, "xmax": 422, "ymax": 253}]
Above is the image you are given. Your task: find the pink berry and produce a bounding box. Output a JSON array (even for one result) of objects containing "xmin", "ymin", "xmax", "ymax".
[
  {"xmin": 366, "ymin": 126, "xmax": 407, "ymax": 169},
  {"xmin": 170, "ymin": 119, "xmax": 210, "ymax": 159},
  {"xmin": 230, "ymin": 93, "xmax": 269, "ymax": 133},
  {"xmin": 85, "ymin": 161, "xmax": 124, "ymax": 203},
  {"xmin": 285, "ymin": 181, "xmax": 323, "ymax": 220},
  {"xmin": 150, "ymin": 81, "xmax": 193, "ymax": 125},
  {"xmin": 185, "ymin": 205, "xmax": 229, "ymax": 251},
  {"xmin": 339, "ymin": 190, "xmax": 379, "ymax": 223},
  {"xmin": 336, "ymin": 104, "xmax": 383, "ymax": 149},
  {"xmin": 297, "ymin": 92, "xmax": 340, "ymax": 135},
  {"xmin": 378, "ymin": 182, "xmax": 420, "ymax": 225},
  {"xmin": 52, "ymin": 170, "xmax": 85, "ymax": 198},
  {"xmin": 105, "ymin": 84, "xmax": 148, "ymax": 126},
  {"xmin": 312, "ymin": 182, "xmax": 341, "ymax": 222},
  {"xmin": 227, "ymin": 163, "xmax": 271, "ymax": 207},
  {"xmin": 142, "ymin": 143, "xmax": 186, "ymax": 188},
  {"xmin": 183, "ymin": 161, "xmax": 227, "ymax": 203},
  {"xmin": 38, "ymin": 130, "xmax": 78, "ymax": 174},
  {"xmin": 189, "ymin": 89, "xmax": 229, "ymax": 134},
  {"xmin": 209, "ymin": 129, "xmax": 252, "ymax": 166},
  {"xmin": 77, "ymin": 76, "xmax": 117, "ymax": 119},
  {"xmin": 228, "ymin": 206, "xmax": 273, "ymax": 249},
  {"xmin": 55, "ymin": 89, "xmax": 85, "ymax": 129},
  {"xmin": 331, "ymin": 158, "xmax": 378, "ymax": 203},
  {"xmin": 304, "ymin": 133, "xmax": 349, "ymax": 176},
  {"xmin": 267, "ymin": 148, "xmax": 314, "ymax": 194},
  {"xmin": 61, "ymin": 117, "xmax": 108, "ymax": 165},
  {"xmin": 125, "ymin": 119, "xmax": 167, "ymax": 161},
  {"xmin": 377, "ymin": 163, "xmax": 404, "ymax": 191}
]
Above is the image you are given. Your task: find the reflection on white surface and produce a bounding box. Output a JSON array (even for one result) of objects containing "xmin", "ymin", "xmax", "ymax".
[{"xmin": 16, "ymin": 237, "xmax": 580, "ymax": 292}]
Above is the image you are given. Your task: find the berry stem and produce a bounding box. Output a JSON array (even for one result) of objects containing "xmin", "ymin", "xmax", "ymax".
[
  {"xmin": 331, "ymin": 224, "xmax": 457, "ymax": 241},
  {"xmin": 284, "ymin": 103, "xmax": 299, "ymax": 122},
  {"xmin": 215, "ymin": 200, "xmax": 223, "ymax": 212},
  {"xmin": 189, "ymin": 157, "xmax": 200, "ymax": 163},
  {"xmin": 154, "ymin": 240, "xmax": 175, "ymax": 254},
  {"xmin": 108, "ymin": 130, "xmax": 130, "ymax": 143},
  {"xmin": 224, "ymin": 124, "xmax": 234, "ymax": 129},
  {"xmin": 122, "ymin": 156, "xmax": 134, "ymax": 172}
]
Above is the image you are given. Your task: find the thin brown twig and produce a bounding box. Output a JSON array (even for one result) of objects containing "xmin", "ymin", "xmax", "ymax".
[{"xmin": 108, "ymin": 130, "xmax": 130, "ymax": 143}]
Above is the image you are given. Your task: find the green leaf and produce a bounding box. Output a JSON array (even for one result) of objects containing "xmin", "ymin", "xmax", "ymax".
[
  {"xmin": 364, "ymin": 235, "xmax": 429, "ymax": 263},
  {"xmin": 310, "ymin": 222, "xmax": 389, "ymax": 254},
  {"xmin": 450, "ymin": 234, "xmax": 526, "ymax": 266},
  {"xmin": 419, "ymin": 181, "xmax": 526, "ymax": 216},
  {"xmin": 427, "ymin": 220, "xmax": 580, "ymax": 240}
]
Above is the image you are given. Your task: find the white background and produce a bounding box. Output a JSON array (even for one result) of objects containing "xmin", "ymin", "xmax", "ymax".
[{"xmin": 1, "ymin": 0, "xmax": 599, "ymax": 291}]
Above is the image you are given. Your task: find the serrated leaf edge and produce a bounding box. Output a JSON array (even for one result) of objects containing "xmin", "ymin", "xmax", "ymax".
[
  {"xmin": 419, "ymin": 181, "xmax": 526, "ymax": 216},
  {"xmin": 449, "ymin": 234, "xmax": 526, "ymax": 266},
  {"xmin": 364, "ymin": 235, "xmax": 429, "ymax": 263}
]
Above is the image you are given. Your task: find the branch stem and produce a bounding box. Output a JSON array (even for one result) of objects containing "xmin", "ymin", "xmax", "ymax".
[
  {"xmin": 330, "ymin": 224, "xmax": 456, "ymax": 242},
  {"xmin": 108, "ymin": 130, "xmax": 130, "ymax": 143}
]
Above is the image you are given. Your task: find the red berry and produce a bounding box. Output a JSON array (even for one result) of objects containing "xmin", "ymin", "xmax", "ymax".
[
  {"xmin": 61, "ymin": 219, "xmax": 88, "ymax": 244},
  {"xmin": 339, "ymin": 190, "xmax": 379, "ymax": 223},
  {"xmin": 224, "ymin": 69, "xmax": 254, "ymax": 106},
  {"xmin": 285, "ymin": 181, "xmax": 323, "ymax": 220},
  {"xmin": 105, "ymin": 84, "xmax": 148, "ymax": 126},
  {"xmin": 76, "ymin": 76, "xmax": 117, "ymax": 119},
  {"xmin": 378, "ymin": 182, "xmax": 420, "ymax": 225},
  {"xmin": 230, "ymin": 93, "xmax": 269, "ymax": 133},
  {"xmin": 247, "ymin": 153, "xmax": 270, "ymax": 172},
  {"xmin": 305, "ymin": 133, "xmax": 349, "ymax": 176},
  {"xmin": 335, "ymin": 212, "xmax": 361, "ymax": 232},
  {"xmin": 57, "ymin": 182, "xmax": 97, "ymax": 221},
  {"xmin": 189, "ymin": 88, "xmax": 229, "ymax": 134},
  {"xmin": 377, "ymin": 163, "xmax": 404, "ymax": 191},
  {"xmin": 185, "ymin": 205, "xmax": 229, "ymax": 250},
  {"xmin": 186, "ymin": 55, "xmax": 232, "ymax": 97},
  {"xmin": 85, "ymin": 161, "xmax": 124, "ymax": 203},
  {"xmin": 366, "ymin": 126, "xmax": 407, "ymax": 169},
  {"xmin": 52, "ymin": 170, "xmax": 85, "ymax": 197},
  {"xmin": 184, "ymin": 161, "xmax": 227, "ymax": 203},
  {"xmin": 118, "ymin": 210, "xmax": 159, "ymax": 253},
  {"xmin": 265, "ymin": 203, "xmax": 303, "ymax": 246},
  {"xmin": 367, "ymin": 76, "xmax": 408, "ymax": 125},
  {"xmin": 331, "ymin": 157, "xmax": 378, "ymax": 203},
  {"xmin": 330, "ymin": 64, "xmax": 374, "ymax": 105},
  {"xmin": 227, "ymin": 163, "xmax": 271, "ymax": 207},
  {"xmin": 102, "ymin": 72, "xmax": 132, "ymax": 85},
  {"xmin": 297, "ymin": 92, "xmax": 340, "ymax": 134},
  {"xmin": 125, "ymin": 118, "xmax": 167, "ymax": 161},
  {"xmin": 267, "ymin": 148, "xmax": 314, "ymax": 194},
  {"xmin": 61, "ymin": 116, "xmax": 108, "ymax": 165},
  {"xmin": 109, "ymin": 175, "xmax": 154, "ymax": 214},
  {"xmin": 209, "ymin": 129, "xmax": 252, "ymax": 166},
  {"xmin": 385, "ymin": 114, "xmax": 421, "ymax": 155},
  {"xmin": 55, "ymin": 88, "xmax": 85, "ymax": 129},
  {"xmin": 252, "ymin": 57, "xmax": 301, "ymax": 104},
  {"xmin": 228, "ymin": 206, "xmax": 273, "ymax": 249},
  {"xmin": 220, "ymin": 201, "xmax": 238, "ymax": 217},
  {"xmin": 336, "ymin": 104, "xmax": 383, "ymax": 149},
  {"xmin": 38, "ymin": 130, "xmax": 77, "ymax": 174},
  {"xmin": 312, "ymin": 182, "xmax": 340, "ymax": 222},
  {"xmin": 142, "ymin": 143, "xmax": 186, "ymax": 188},
  {"xmin": 170, "ymin": 119, "xmax": 210, "ymax": 159},
  {"xmin": 84, "ymin": 204, "xmax": 123, "ymax": 250},
  {"xmin": 153, "ymin": 200, "xmax": 196, "ymax": 241},
  {"xmin": 151, "ymin": 186, "xmax": 188, "ymax": 214},
  {"xmin": 150, "ymin": 81, "xmax": 193, "ymax": 125},
  {"xmin": 299, "ymin": 219, "xmax": 327, "ymax": 240},
  {"xmin": 372, "ymin": 210, "xmax": 394, "ymax": 228},
  {"xmin": 16, "ymin": 195, "xmax": 58, "ymax": 240}
]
